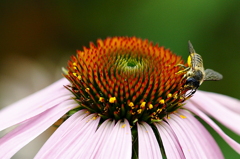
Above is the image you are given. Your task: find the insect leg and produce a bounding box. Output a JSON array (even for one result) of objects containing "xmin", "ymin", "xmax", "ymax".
[
  {"xmin": 175, "ymin": 65, "xmax": 190, "ymax": 75},
  {"xmin": 185, "ymin": 87, "xmax": 198, "ymax": 98},
  {"xmin": 175, "ymin": 64, "xmax": 187, "ymax": 69}
]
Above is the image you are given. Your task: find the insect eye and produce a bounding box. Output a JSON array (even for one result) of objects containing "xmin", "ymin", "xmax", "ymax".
[{"xmin": 186, "ymin": 77, "xmax": 200, "ymax": 88}]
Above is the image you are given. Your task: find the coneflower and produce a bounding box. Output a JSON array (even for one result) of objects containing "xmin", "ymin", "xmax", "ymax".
[{"xmin": 0, "ymin": 37, "xmax": 239, "ymax": 159}]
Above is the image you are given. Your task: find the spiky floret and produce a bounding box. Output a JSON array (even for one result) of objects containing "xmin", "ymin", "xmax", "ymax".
[{"xmin": 64, "ymin": 37, "xmax": 188, "ymax": 125}]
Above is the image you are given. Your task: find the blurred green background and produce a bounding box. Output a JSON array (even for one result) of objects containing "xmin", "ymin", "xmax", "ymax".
[{"xmin": 0, "ymin": 0, "xmax": 239, "ymax": 158}]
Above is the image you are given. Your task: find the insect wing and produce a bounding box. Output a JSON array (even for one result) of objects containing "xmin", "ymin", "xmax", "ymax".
[
  {"xmin": 188, "ymin": 41, "xmax": 203, "ymax": 69},
  {"xmin": 204, "ymin": 69, "xmax": 223, "ymax": 81},
  {"xmin": 188, "ymin": 41, "xmax": 196, "ymax": 68},
  {"xmin": 188, "ymin": 41, "xmax": 196, "ymax": 54}
]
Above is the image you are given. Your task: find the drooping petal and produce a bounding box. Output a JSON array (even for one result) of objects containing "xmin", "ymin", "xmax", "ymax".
[
  {"xmin": 77, "ymin": 119, "xmax": 116, "ymax": 158},
  {"xmin": 35, "ymin": 110, "xmax": 99, "ymax": 158},
  {"xmin": 189, "ymin": 91, "xmax": 240, "ymax": 134},
  {"xmin": 97, "ymin": 119, "xmax": 132, "ymax": 159},
  {"xmin": 185, "ymin": 104, "xmax": 240, "ymax": 154},
  {"xmin": 0, "ymin": 78, "xmax": 72, "ymax": 131},
  {"xmin": 0, "ymin": 100, "xmax": 77, "ymax": 159},
  {"xmin": 166, "ymin": 110, "xmax": 223, "ymax": 159},
  {"xmin": 138, "ymin": 122, "xmax": 162, "ymax": 159},
  {"xmin": 155, "ymin": 121, "xmax": 185, "ymax": 159},
  {"xmin": 178, "ymin": 110, "xmax": 223, "ymax": 158},
  {"xmin": 166, "ymin": 115, "xmax": 200, "ymax": 159},
  {"xmin": 199, "ymin": 91, "xmax": 240, "ymax": 113},
  {"xmin": 55, "ymin": 114, "xmax": 101, "ymax": 158},
  {"xmin": 34, "ymin": 109, "xmax": 89, "ymax": 157}
]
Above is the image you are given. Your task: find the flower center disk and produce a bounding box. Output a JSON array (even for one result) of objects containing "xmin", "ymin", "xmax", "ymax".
[{"xmin": 65, "ymin": 37, "xmax": 187, "ymax": 125}]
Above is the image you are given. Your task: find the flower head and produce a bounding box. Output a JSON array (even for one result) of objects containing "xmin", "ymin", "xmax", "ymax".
[
  {"xmin": 0, "ymin": 37, "xmax": 239, "ymax": 159},
  {"xmin": 64, "ymin": 37, "xmax": 188, "ymax": 125}
]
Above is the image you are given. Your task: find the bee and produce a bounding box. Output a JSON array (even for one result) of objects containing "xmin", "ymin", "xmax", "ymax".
[{"xmin": 176, "ymin": 41, "xmax": 223, "ymax": 96}]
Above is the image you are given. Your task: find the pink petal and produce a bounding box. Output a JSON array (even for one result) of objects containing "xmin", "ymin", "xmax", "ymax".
[
  {"xmin": 185, "ymin": 104, "xmax": 240, "ymax": 154},
  {"xmin": 34, "ymin": 109, "xmax": 88, "ymax": 156},
  {"xmin": 179, "ymin": 110, "xmax": 223, "ymax": 158},
  {"xmin": 189, "ymin": 91, "xmax": 240, "ymax": 134},
  {"xmin": 98, "ymin": 119, "xmax": 132, "ymax": 159},
  {"xmin": 138, "ymin": 122, "xmax": 162, "ymax": 159},
  {"xmin": 155, "ymin": 122, "xmax": 185, "ymax": 159},
  {"xmin": 166, "ymin": 114, "xmax": 200, "ymax": 159},
  {"xmin": 167, "ymin": 110, "xmax": 223, "ymax": 159},
  {"xmin": 55, "ymin": 114, "xmax": 100, "ymax": 158},
  {"xmin": 77, "ymin": 119, "xmax": 116, "ymax": 158},
  {"xmin": 0, "ymin": 78, "xmax": 72, "ymax": 131},
  {"xmin": 0, "ymin": 100, "xmax": 77, "ymax": 159},
  {"xmin": 35, "ymin": 110, "xmax": 99, "ymax": 158},
  {"xmin": 199, "ymin": 91, "xmax": 240, "ymax": 113}
]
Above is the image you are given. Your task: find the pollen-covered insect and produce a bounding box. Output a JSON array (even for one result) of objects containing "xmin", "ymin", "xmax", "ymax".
[{"xmin": 176, "ymin": 41, "xmax": 223, "ymax": 96}]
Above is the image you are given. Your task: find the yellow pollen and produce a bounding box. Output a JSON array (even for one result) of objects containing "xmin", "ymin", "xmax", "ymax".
[
  {"xmin": 180, "ymin": 115, "xmax": 187, "ymax": 119},
  {"xmin": 167, "ymin": 93, "xmax": 172, "ymax": 98},
  {"xmin": 137, "ymin": 109, "xmax": 142, "ymax": 114},
  {"xmin": 109, "ymin": 97, "xmax": 116, "ymax": 103},
  {"xmin": 73, "ymin": 66, "xmax": 77, "ymax": 70},
  {"xmin": 128, "ymin": 102, "xmax": 134, "ymax": 107},
  {"xmin": 148, "ymin": 104, "xmax": 153, "ymax": 109},
  {"xmin": 99, "ymin": 97, "xmax": 104, "ymax": 102},
  {"xmin": 92, "ymin": 116, "xmax": 97, "ymax": 120},
  {"xmin": 85, "ymin": 88, "xmax": 90, "ymax": 92},
  {"xmin": 173, "ymin": 94, "xmax": 178, "ymax": 99},
  {"xmin": 121, "ymin": 124, "xmax": 126, "ymax": 128},
  {"xmin": 140, "ymin": 102, "xmax": 146, "ymax": 107},
  {"xmin": 159, "ymin": 99, "xmax": 165, "ymax": 104},
  {"xmin": 77, "ymin": 75, "xmax": 81, "ymax": 80},
  {"xmin": 167, "ymin": 116, "xmax": 171, "ymax": 119},
  {"xmin": 73, "ymin": 73, "xmax": 77, "ymax": 77},
  {"xmin": 157, "ymin": 108, "xmax": 162, "ymax": 113},
  {"xmin": 73, "ymin": 62, "xmax": 77, "ymax": 66}
]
